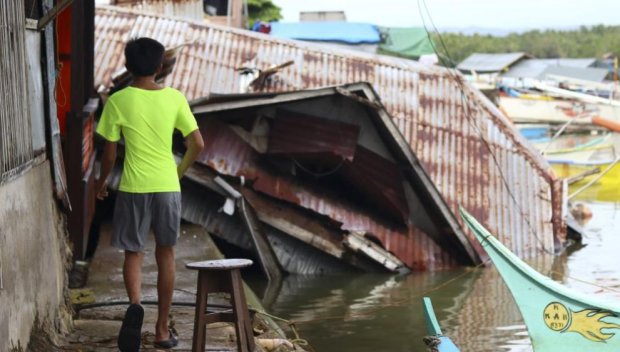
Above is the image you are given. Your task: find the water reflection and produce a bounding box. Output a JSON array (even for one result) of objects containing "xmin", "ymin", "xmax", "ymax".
[{"xmin": 257, "ymin": 202, "xmax": 620, "ymax": 352}]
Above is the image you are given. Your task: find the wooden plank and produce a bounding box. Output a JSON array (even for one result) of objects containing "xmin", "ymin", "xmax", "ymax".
[{"xmin": 239, "ymin": 199, "xmax": 283, "ymax": 282}]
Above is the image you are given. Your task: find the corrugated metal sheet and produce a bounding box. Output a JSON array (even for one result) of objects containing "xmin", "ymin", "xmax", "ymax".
[
  {"xmin": 0, "ymin": 1, "xmax": 33, "ymax": 179},
  {"xmin": 457, "ymin": 52, "xmax": 529, "ymax": 73},
  {"xmin": 504, "ymin": 58, "xmax": 599, "ymax": 79},
  {"xmin": 195, "ymin": 113, "xmax": 460, "ymax": 270},
  {"xmin": 180, "ymin": 179, "xmax": 366, "ymax": 274},
  {"xmin": 267, "ymin": 110, "xmax": 360, "ymax": 161},
  {"xmin": 94, "ymin": 7, "xmax": 565, "ymax": 261},
  {"xmin": 540, "ymin": 66, "xmax": 609, "ymax": 83}
]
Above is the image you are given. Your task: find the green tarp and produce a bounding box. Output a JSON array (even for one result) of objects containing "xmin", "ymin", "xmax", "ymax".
[{"xmin": 378, "ymin": 27, "xmax": 436, "ymax": 59}]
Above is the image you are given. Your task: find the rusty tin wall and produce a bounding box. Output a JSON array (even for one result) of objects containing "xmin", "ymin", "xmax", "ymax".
[{"xmin": 94, "ymin": 7, "xmax": 565, "ymax": 260}]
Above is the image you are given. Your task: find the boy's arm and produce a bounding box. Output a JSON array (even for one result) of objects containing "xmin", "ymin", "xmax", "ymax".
[
  {"xmin": 96, "ymin": 141, "xmax": 117, "ymax": 200},
  {"xmin": 177, "ymin": 129, "xmax": 204, "ymax": 179}
]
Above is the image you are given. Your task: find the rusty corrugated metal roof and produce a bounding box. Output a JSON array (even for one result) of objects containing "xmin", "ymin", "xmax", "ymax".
[{"xmin": 94, "ymin": 6, "xmax": 566, "ymax": 260}]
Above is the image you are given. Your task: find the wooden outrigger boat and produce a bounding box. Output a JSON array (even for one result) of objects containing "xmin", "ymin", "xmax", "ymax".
[
  {"xmin": 460, "ymin": 208, "xmax": 620, "ymax": 351},
  {"xmin": 422, "ymin": 297, "xmax": 460, "ymax": 352}
]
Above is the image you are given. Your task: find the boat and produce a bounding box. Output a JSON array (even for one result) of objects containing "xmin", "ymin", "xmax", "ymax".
[
  {"xmin": 529, "ymin": 133, "xmax": 620, "ymax": 199},
  {"xmin": 499, "ymin": 82, "xmax": 620, "ymax": 125},
  {"xmin": 499, "ymin": 96, "xmax": 620, "ymax": 124},
  {"xmin": 459, "ymin": 208, "xmax": 620, "ymax": 351},
  {"xmin": 422, "ymin": 297, "xmax": 460, "ymax": 352}
]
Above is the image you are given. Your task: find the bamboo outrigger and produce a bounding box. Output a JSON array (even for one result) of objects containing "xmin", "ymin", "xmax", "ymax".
[{"xmin": 460, "ymin": 208, "xmax": 620, "ymax": 351}]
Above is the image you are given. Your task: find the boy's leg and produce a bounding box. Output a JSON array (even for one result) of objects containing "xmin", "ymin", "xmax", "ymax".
[
  {"xmin": 155, "ymin": 244, "xmax": 175, "ymax": 340},
  {"xmin": 151, "ymin": 192, "xmax": 182, "ymax": 342},
  {"xmin": 124, "ymin": 250, "xmax": 144, "ymax": 304}
]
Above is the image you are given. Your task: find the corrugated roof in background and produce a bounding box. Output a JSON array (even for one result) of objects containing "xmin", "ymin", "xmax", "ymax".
[
  {"xmin": 503, "ymin": 58, "xmax": 600, "ymax": 79},
  {"xmin": 94, "ymin": 6, "xmax": 565, "ymax": 259},
  {"xmin": 540, "ymin": 66, "xmax": 609, "ymax": 83},
  {"xmin": 457, "ymin": 52, "xmax": 529, "ymax": 73}
]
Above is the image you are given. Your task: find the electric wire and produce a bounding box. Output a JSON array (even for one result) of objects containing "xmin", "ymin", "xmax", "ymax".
[{"xmin": 417, "ymin": 0, "xmax": 554, "ymax": 254}]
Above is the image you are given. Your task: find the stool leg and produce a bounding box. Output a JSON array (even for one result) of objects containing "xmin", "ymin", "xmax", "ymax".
[
  {"xmin": 192, "ymin": 272, "xmax": 209, "ymax": 352},
  {"xmin": 230, "ymin": 269, "xmax": 255, "ymax": 352}
]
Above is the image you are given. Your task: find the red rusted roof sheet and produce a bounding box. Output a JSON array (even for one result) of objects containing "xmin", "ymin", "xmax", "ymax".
[{"xmin": 267, "ymin": 110, "xmax": 360, "ymax": 161}]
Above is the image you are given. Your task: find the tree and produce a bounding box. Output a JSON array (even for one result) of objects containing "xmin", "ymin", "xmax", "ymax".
[
  {"xmin": 427, "ymin": 25, "xmax": 620, "ymax": 66},
  {"xmin": 247, "ymin": 0, "xmax": 282, "ymax": 27}
]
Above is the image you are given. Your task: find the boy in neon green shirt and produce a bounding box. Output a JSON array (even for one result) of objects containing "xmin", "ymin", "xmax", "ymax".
[{"xmin": 96, "ymin": 37, "xmax": 204, "ymax": 351}]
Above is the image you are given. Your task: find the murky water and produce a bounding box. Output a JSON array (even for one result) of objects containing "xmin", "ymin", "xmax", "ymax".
[{"xmin": 256, "ymin": 200, "xmax": 620, "ymax": 352}]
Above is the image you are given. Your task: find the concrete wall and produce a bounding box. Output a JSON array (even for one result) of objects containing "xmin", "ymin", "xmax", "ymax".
[{"xmin": 0, "ymin": 161, "xmax": 70, "ymax": 350}]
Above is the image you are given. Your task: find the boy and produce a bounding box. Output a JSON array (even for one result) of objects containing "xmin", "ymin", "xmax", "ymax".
[{"xmin": 95, "ymin": 37, "xmax": 204, "ymax": 351}]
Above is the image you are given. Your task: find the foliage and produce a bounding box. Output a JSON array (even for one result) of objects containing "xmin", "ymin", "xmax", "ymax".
[
  {"xmin": 247, "ymin": 0, "xmax": 282, "ymax": 27},
  {"xmin": 428, "ymin": 25, "xmax": 620, "ymax": 66}
]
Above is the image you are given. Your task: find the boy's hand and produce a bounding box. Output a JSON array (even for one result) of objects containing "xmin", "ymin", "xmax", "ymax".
[{"xmin": 96, "ymin": 179, "xmax": 108, "ymax": 200}]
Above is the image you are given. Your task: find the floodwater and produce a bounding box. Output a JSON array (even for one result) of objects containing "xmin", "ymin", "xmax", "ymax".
[{"xmin": 256, "ymin": 199, "xmax": 620, "ymax": 352}]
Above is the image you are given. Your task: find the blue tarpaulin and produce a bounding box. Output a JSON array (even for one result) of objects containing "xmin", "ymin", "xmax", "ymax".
[{"xmin": 270, "ymin": 22, "xmax": 381, "ymax": 44}]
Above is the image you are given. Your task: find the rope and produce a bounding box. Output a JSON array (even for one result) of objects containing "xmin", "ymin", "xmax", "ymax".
[
  {"xmin": 418, "ymin": 0, "xmax": 554, "ymax": 255},
  {"xmin": 423, "ymin": 335, "xmax": 441, "ymax": 352},
  {"xmin": 74, "ymin": 299, "xmax": 313, "ymax": 350},
  {"xmin": 252, "ymin": 309, "xmax": 312, "ymax": 350},
  {"xmin": 541, "ymin": 118, "xmax": 582, "ymax": 155},
  {"xmin": 568, "ymin": 156, "xmax": 620, "ymax": 200},
  {"xmin": 550, "ymin": 271, "xmax": 620, "ymax": 294}
]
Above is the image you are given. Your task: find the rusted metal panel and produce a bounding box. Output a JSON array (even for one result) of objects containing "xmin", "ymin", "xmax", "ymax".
[
  {"xmin": 340, "ymin": 145, "xmax": 408, "ymax": 222},
  {"xmin": 94, "ymin": 7, "xmax": 566, "ymax": 261},
  {"xmin": 180, "ymin": 177, "xmax": 371, "ymax": 274},
  {"xmin": 267, "ymin": 110, "xmax": 360, "ymax": 161},
  {"xmin": 189, "ymin": 97, "xmax": 467, "ymax": 270}
]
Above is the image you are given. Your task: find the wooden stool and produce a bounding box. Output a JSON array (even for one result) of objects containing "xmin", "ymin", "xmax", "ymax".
[{"xmin": 186, "ymin": 259, "xmax": 255, "ymax": 352}]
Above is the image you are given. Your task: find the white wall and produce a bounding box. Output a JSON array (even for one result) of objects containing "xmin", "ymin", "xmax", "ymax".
[{"xmin": 0, "ymin": 161, "xmax": 70, "ymax": 350}]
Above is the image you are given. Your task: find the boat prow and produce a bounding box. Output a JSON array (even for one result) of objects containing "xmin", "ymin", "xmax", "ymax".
[
  {"xmin": 422, "ymin": 297, "xmax": 460, "ymax": 352},
  {"xmin": 459, "ymin": 207, "xmax": 620, "ymax": 351}
]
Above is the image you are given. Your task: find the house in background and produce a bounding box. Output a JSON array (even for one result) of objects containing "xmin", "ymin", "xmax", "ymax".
[
  {"xmin": 269, "ymin": 21, "xmax": 436, "ymax": 61},
  {"xmin": 300, "ymin": 10, "xmax": 346, "ymax": 22},
  {"xmin": 457, "ymin": 52, "xmax": 532, "ymax": 90},
  {"xmin": 458, "ymin": 53, "xmax": 610, "ymax": 93},
  {"xmin": 269, "ymin": 21, "xmax": 382, "ymax": 53},
  {"xmin": 104, "ymin": 0, "xmax": 248, "ymax": 28},
  {"xmin": 501, "ymin": 58, "xmax": 608, "ymax": 89}
]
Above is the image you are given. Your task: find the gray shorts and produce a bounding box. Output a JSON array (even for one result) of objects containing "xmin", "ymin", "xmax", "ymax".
[{"xmin": 111, "ymin": 191, "xmax": 182, "ymax": 252}]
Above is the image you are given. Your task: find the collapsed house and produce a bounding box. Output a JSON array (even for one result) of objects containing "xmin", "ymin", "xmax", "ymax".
[
  {"xmin": 179, "ymin": 84, "xmax": 478, "ymax": 274},
  {"xmin": 94, "ymin": 6, "xmax": 566, "ymax": 271}
]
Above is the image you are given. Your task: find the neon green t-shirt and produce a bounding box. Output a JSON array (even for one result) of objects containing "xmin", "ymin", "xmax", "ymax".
[{"xmin": 96, "ymin": 86, "xmax": 198, "ymax": 193}]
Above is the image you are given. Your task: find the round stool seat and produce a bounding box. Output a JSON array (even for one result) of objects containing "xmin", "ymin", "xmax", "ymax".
[{"xmin": 186, "ymin": 258, "xmax": 253, "ymax": 271}]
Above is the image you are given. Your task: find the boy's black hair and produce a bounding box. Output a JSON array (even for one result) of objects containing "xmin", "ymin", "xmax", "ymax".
[{"xmin": 124, "ymin": 37, "xmax": 165, "ymax": 77}]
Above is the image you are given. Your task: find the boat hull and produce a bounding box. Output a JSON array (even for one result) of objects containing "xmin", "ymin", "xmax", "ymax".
[
  {"xmin": 460, "ymin": 208, "xmax": 620, "ymax": 352},
  {"xmin": 500, "ymin": 96, "xmax": 620, "ymax": 124}
]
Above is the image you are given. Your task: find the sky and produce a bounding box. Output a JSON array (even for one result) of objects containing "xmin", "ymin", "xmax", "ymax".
[{"xmin": 272, "ymin": 0, "xmax": 620, "ymax": 32}]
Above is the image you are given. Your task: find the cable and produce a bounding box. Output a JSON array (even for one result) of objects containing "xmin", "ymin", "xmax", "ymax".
[
  {"xmin": 73, "ymin": 299, "xmax": 311, "ymax": 348},
  {"xmin": 417, "ymin": 0, "xmax": 554, "ymax": 254},
  {"xmin": 292, "ymin": 156, "xmax": 345, "ymax": 178}
]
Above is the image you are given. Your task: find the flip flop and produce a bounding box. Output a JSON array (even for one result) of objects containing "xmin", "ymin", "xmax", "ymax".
[
  {"xmin": 153, "ymin": 329, "xmax": 178, "ymax": 349},
  {"xmin": 118, "ymin": 304, "xmax": 144, "ymax": 352}
]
